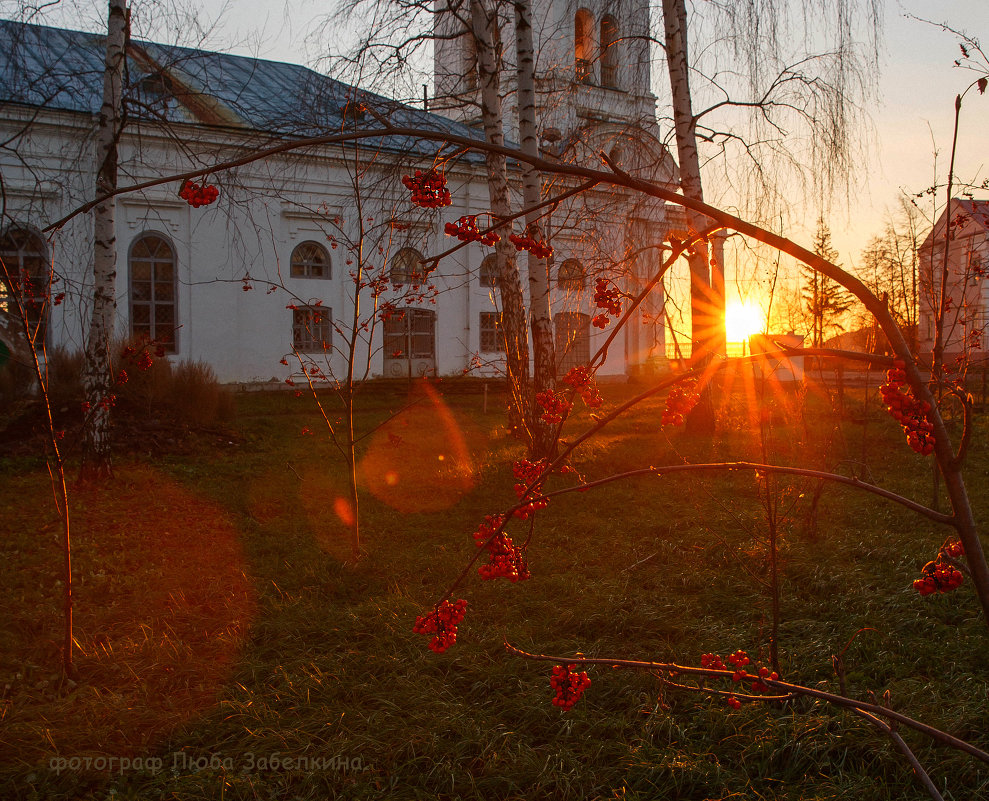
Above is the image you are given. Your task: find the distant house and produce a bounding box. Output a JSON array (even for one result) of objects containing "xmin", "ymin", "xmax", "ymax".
[
  {"xmin": 0, "ymin": 10, "xmax": 680, "ymax": 386},
  {"xmin": 918, "ymin": 199, "xmax": 989, "ymax": 361}
]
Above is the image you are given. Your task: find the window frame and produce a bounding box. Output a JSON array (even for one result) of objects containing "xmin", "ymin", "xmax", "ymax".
[
  {"xmin": 390, "ymin": 247, "xmax": 425, "ymax": 286},
  {"xmin": 599, "ymin": 14, "xmax": 619, "ymax": 89},
  {"xmin": 0, "ymin": 226, "xmax": 49, "ymax": 347},
  {"xmin": 128, "ymin": 232, "xmax": 178, "ymax": 353},
  {"xmin": 292, "ymin": 305, "xmax": 332, "ymax": 353},
  {"xmin": 290, "ymin": 240, "xmax": 332, "ymax": 279},
  {"xmin": 383, "ymin": 307, "xmax": 436, "ymax": 361},
  {"xmin": 555, "ymin": 311, "xmax": 591, "ymax": 373},
  {"xmin": 479, "ymin": 311, "xmax": 505, "ymax": 353},
  {"xmin": 557, "ymin": 258, "xmax": 586, "ymax": 290},
  {"xmin": 479, "ymin": 253, "xmax": 499, "ymax": 288},
  {"xmin": 575, "ymin": 8, "xmax": 596, "ymax": 84}
]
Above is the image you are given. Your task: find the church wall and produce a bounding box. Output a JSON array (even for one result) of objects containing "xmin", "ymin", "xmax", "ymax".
[{"xmin": 2, "ymin": 86, "xmax": 668, "ymax": 386}]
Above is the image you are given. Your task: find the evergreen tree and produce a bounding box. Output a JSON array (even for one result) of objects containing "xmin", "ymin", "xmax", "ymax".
[{"xmin": 803, "ymin": 218, "xmax": 853, "ymax": 346}]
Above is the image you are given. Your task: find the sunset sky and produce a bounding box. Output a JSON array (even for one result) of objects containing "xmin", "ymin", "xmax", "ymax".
[
  {"xmin": 5, "ymin": 0, "xmax": 987, "ymax": 336},
  {"xmin": 115, "ymin": 0, "xmax": 987, "ymax": 260}
]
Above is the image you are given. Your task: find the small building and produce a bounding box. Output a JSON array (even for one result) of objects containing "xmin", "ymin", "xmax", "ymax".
[
  {"xmin": 918, "ymin": 199, "xmax": 989, "ymax": 362},
  {"xmin": 748, "ymin": 333, "xmax": 805, "ymax": 384}
]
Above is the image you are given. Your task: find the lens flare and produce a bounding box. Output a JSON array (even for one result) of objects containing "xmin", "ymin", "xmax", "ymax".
[{"xmin": 725, "ymin": 301, "xmax": 764, "ymax": 343}]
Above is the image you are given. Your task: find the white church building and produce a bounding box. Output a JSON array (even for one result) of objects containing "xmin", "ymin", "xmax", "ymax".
[{"xmin": 0, "ymin": 5, "xmax": 679, "ymax": 386}]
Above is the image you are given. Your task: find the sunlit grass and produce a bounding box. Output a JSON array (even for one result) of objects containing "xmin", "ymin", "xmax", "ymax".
[{"xmin": 1, "ymin": 378, "xmax": 987, "ymax": 799}]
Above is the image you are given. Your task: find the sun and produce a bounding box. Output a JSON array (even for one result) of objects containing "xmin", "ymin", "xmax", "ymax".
[{"xmin": 724, "ymin": 301, "xmax": 764, "ymax": 343}]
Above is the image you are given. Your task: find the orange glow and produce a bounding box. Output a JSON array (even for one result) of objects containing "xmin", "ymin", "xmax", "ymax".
[
  {"xmin": 359, "ymin": 382, "xmax": 478, "ymax": 514},
  {"xmin": 4, "ymin": 465, "xmax": 256, "ymax": 762},
  {"xmin": 333, "ymin": 496, "xmax": 355, "ymax": 527},
  {"xmin": 725, "ymin": 301, "xmax": 764, "ymax": 343}
]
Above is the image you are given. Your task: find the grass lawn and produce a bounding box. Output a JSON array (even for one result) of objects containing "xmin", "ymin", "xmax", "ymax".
[{"xmin": 1, "ymin": 375, "xmax": 988, "ymax": 800}]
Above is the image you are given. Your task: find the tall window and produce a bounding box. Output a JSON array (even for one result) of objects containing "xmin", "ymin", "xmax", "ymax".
[
  {"xmin": 600, "ymin": 15, "xmax": 619, "ymax": 88},
  {"xmin": 293, "ymin": 305, "xmax": 332, "ymax": 352},
  {"xmin": 291, "ymin": 241, "xmax": 331, "ymax": 279},
  {"xmin": 575, "ymin": 9, "xmax": 595, "ymax": 84},
  {"xmin": 479, "ymin": 311, "xmax": 504, "ymax": 352},
  {"xmin": 480, "ymin": 253, "xmax": 499, "ymax": 287},
  {"xmin": 390, "ymin": 247, "xmax": 424, "ymax": 285},
  {"xmin": 555, "ymin": 311, "xmax": 590, "ymax": 373},
  {"xmin": 0, "ymin": 228, "xmax": 49, "ymax": 346},
  {"xmin": 557, "ymin": 259, "xmax": 586, "ymax": 290},
  {"xmin": 129, "ymin": 233, "xmax": 177, "ymax": 352},
  {"xmin": 383, "ymin": 308, "xmax": 436, "ymax": 360}
]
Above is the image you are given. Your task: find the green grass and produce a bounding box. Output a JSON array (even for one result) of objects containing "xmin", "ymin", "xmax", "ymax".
[{"xmin": 1, "ymin": 378, "xmax": 988, "ymax": 800}]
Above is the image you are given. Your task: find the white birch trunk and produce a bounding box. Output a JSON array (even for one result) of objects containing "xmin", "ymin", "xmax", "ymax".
[
  {"xmin": 661, "ymin": 0, "xmax": 724, "ymax": 362},
  {"xmin": 80, "ymin": 0, "xmax": 127, "ymax": 481},
  {"xmin": 471, "ymin": 0, "xmax": 534, "ymax": 443},
  {"xmin": 513, "ymin": 0, "xmax": 556, "ymax": 458}
]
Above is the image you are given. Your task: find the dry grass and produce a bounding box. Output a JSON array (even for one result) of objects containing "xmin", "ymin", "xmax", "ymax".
[{"xmin": 0, "ymin": 380, "xmax": 987, "ymax": 800}]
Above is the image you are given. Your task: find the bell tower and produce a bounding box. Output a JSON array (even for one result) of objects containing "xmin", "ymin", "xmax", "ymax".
[
  {"xmin": 432, "ymin": 0, "xmax": 676, "ymax": 376},
  {"xmin": 432, "ymin": 0, "xmax": 660, "ymax": 145}
]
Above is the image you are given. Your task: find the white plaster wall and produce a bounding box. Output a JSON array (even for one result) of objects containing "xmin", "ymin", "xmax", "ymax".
[{"xmin": 2, "ymin": 104, "xmax": 668, "ymax": 385}]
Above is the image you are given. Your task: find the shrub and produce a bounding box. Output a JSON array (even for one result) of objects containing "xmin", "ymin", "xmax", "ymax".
[
  {"xmin": 10, "ymin": 339, "xmax": 234, "ymax": 428},
  {"xmin": 168, "ymin": 360, "xmax": 234, "ymax": 427},
  {"xmin": 44, "ymin": 347, "xmax": 84, "ymax": 411},
  {"xmin": 0, "ymin": 353, "xmax": 33, "ymax": 408}
]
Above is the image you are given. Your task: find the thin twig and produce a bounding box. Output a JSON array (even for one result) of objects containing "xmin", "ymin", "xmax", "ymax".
[
  {"xmin": 851, "ymin": 707, "xmax": 946, "ymax": 801},
  {"xmin": 504, "ymin": 642, "xmax": 989, "ymax": 765}
]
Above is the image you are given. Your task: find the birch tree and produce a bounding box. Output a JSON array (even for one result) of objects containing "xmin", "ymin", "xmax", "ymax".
[
  {"xmin": 511, "ymin": 0, "xmax": 555, "ymax": 456},
  {"xmin": 80, "ymin": 0, "xmax": 127, "ymax": 481},
  {"xmin": 468, "ymin": 0, "xmax": 535, "ymax": 445}
]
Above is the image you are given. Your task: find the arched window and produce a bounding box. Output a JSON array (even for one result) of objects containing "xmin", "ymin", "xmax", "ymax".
[
  {"xmin": 390, "ymin": 247, "xmax": 424, "ymax": 285},
  {"xmin": 557, "ymin": 259, "xmax": 586, "ymax": 290},
  {"xmin": 291, "ymin": 240, "xmax": 331, "ymax": 279},
  {"xmin": 0, "ymin": 228, "xmax": 49, "ymax": 347},
  {"xmin": 479, "ymin": 253, "xmax": 499, "ymax": 287},
  {"xmin": 555, "ymin": 311, "xmax": 591, "ymax": 373},
  {"xmin": 575, "ymin": 9, "xmax": 595, "ymax": 84},
  {"xmin": 129, "ymin": 233, "xmax": 177, "ymax": 352},
  {"xmin": 600, "ymin": 15, "xmax": 619, "ymax": 88}
]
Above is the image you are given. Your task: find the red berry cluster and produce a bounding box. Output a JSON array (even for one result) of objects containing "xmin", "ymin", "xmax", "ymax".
[
  {"xmin": 413, "ymin": 598, "xmax": 468, "ymax": 653},
  {"xmin": 511, "ymin": 459, "xmax": 549, "ymax": 519},
  {"xmin": 880, "ymin": 361, "xmax": 935, "ymax": 455},
  {"xmin": 701, "ymin": 650, "xmax": 779, "ymax": 707},
  {"xmin": 508, "ymin": 233, "xmax": 553, "ymax": 259},
  {"xmin": 179, "ymin": 180, "xmax": 219, "ymax": 207},
  {"xmin": 402, "ymin": 169, "xmax": 452, "ymax": 209},
  {"xmin": 913, "ymin": 541, "xmax": 965, "ymax": 596},
  {"xmin": 444, "ymin": 216, "xmax": 500, "ymax": 246},
  {"xmin": 594, "ymin": 278, "xmax": 622, "ymax": 315},
  {"xmin": 592, "ymin": 278, "xmax": 622, "ymax": 329},
  {"xmin": 944, "ymin": 540, "xmax": 965, "ymax": 559},
  {"xmin": 120, "ymin": 343, "xmax": 157, "ymax": 372},
  {"xmin": 473, "ymin": 514, "xmax": 530, "ymax": 582},
  {"xmin": 562, "ymin": 366, "xmax": 603, "ymax": 408},
  {"xmin": 550, "ymin": 664, "xmax": 591, "ymax": 710},
  {"xmin": 512, "ymin": 458, "xmax": 546, "ymax": 490},
  {"xmin": 662, "ymin": 379, "xmax": 700, "ymax": 426},
  {"xmin": 535, "ymin": 389, "xmax": 573, "ymax": 425}
]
